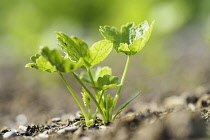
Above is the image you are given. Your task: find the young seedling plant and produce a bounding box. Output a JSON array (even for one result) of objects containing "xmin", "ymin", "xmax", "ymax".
[{"xmin": 26, "ymin": 20, "xmax": 155, "ymax": 126}]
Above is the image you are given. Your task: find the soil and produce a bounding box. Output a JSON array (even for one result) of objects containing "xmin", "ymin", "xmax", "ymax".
[{"xmin": 1, "ymin": 86, "xmax": 210, "ymax": 140}]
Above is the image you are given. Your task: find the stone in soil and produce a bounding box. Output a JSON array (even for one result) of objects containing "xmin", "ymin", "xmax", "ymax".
[
  {"xmin": 37, "ymin": 132, "xmax": 49, "ymax": 139},
  {"xmin": 51, "ymin": 117, "xmax": 61, "ymax": 122},
  {"xmin": 57, "ymin": 126, "xmax": 78, "ymax": 134},
  {"xmin": 3, "ymin": 131, "xmax": 17, "ymax": 139}
]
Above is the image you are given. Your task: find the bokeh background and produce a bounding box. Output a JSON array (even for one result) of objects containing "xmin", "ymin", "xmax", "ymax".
[{"xmin": 0, "ymin": 0, "xmax": 210, "ymax": 128}]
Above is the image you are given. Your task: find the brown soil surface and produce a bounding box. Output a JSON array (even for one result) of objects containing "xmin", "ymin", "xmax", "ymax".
[{"xmin": 1, "ymin": 86, "xmax": 210, "ymax": 140}]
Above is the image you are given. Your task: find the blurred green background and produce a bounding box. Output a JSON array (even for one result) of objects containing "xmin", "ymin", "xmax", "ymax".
[{"xmin": 0, "ymin": 0, "xmax": 210, "ymax": 127}]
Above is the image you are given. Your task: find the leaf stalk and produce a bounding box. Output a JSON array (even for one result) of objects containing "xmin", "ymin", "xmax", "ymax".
[{"xmin": 58, "ymin": 72, "xmax": 89, "ymax": 122}]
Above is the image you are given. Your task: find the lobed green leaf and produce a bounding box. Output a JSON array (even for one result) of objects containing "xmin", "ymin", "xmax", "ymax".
[
  {"xmin": 79, "ymin": 66, "xmax": 112, "ymax": 84},
  {"xmin": 79, "ymin": 67, "xmax": 120, "ymax": 90},
  {"xmin": 97, "ymin": 75, "xmax": 120, "ymax": 90},
  {"xmin": 98, "ymin": 66, "xmax": 112, "ymax": 78},
  {"xmin": 100, "ymin": 20, "xmax": 155, "ymax": 55},
  {"xmin": 25, "ymin": 54, "xmax": 57, "ymax": 72},
  {"xmin": 56, "ymin": 32, "xmax": 88, "ymax": 62},
  {"xmin": 57, "ymin": 33, "xmax": 113, "ymax": 68},
  {"xmin": 99, "ymin": 26, "xmax": 120, "ymax": 51},
  {"xmin": 41, "ymin": 46, "xmax": 83, "ymax": 73}
]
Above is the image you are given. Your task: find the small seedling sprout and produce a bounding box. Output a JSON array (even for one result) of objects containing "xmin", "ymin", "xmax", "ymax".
[{"xmin": 26, "ymin": 20, "xmax": 155, "ymax": 126}]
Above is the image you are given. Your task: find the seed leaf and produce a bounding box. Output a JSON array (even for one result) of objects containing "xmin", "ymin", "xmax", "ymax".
[
  {"xmin": 41, "ymin": 46, "xmax": 83, "ymax": 73},
  {"xmin": 100, "ymin": 21, "xmax": 155, "ymax": 55},
  {"xmin": 113, "ymin": 91, "xmax": 142, "ymax": 120}
]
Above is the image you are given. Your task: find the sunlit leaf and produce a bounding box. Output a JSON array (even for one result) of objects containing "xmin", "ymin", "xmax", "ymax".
[
  {"xmin": 56, "ymin": 32, "xmax": 88, "ymax": 62},
  {"xmin": 99, "ymin": 26, "xmax": 120, "ymax": 51},
  {"xmin": 98, "ymin": 66, "xmax": 112, "ymax": 78},
  {"xmin": 25, "ymin": 54, "xmax": 57, "ymax": 72},
  {"xmin": 41, "ymin": 46, "xmax": 83, "ymax": 73},
  {"xmin": 79, "ymin": 66, "xmax": 112, "ymax": 84},
  {"xmin": 97, "ymin": 75, "xmax": 120, "ymax": 90},
  {"xmin": 100, "ymin": 21, "xmax": 155, "ymax": 55},
  {"xmin": 84, "ymin": 40, "xmax": 113, "ymax": 67}
]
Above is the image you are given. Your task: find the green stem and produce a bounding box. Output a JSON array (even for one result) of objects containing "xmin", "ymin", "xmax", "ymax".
[
  {"xmin": 72, "ymin": 72, "xmax": 106, "ymax": 122},
  {"xmin": 58, "ymin": 72, "xmax": 89, "ymax": 122},
  {"xmin": 87, "ymin": 68, "xmax": 99, "ymax": 98},
  {"xmin": 111, "ymin": 55, "xmax": 131, "ymax": 119},
  {"xmin": 88, "ymin": 103, "xmax": 92, "ymax": 119},
  {"xmin": 93, "ymin": 90, "xmax": 105, "ymax": 121},
  {"xmin": 99, "ymin": 90, "xmax": 105, "ymax": 104}
]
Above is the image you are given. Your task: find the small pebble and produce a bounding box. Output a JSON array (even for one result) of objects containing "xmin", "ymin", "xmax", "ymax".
[
  {"xmin": 38, "ymin": 133, "xmax": 49, "ymax": 139},
  {"xmin": 80, "ymin": 136, "xmax": 91, "ymax": 140},
  {"xmin": 99, "ymin": 126, "xmax": 107, "ymax": 130},
  {"xmin": 57, "ymin": 129, "xmax": 66, "ymax": 134},
  {"xmin": 188, "ymin": 103, "xmax": 196, "ymax": 111},
  {"xmin": 163, "ymin": 96, "xmax": 185, "ymax": 106},
  {"xmin": 42, "ymin": 130, "xmax": 48, "ymax": 135},
  {"xmin": 64, "ymin": 126, "xmax": 78, "ymax": 132},
  {"xmin": 19, "ymin": 125, "xmax": 27, "ymax": 132},
  {"xmin": 3, "ymin": 131, "xmax": 17, "ymax": 139},
  {"xmin": 57, "ymin": 126, "xmax": 78, "ymax": 134},
  {"xmin": 51, "ymin": 117, "xmax": 61, "ymax": 122}
]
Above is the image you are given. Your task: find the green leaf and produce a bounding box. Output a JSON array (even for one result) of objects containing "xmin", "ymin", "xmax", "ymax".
[
  {"xmin": 56, "ymin": 32, "xmax": 88, "ymax": 62},
  {"xmin": 82, "ymin": 88, "xmax": 90, "ymax": 106},
  {"xmin": 25, "ymin": 54, "xmax": 57, "ymax": 72},
  {"xmin": 84, "ymin": 40, "xmax": 113, "ymax": 67},
  {"xmin": 41, "ymin": 46, "xmax": 83, "ymax": 73},
  {"xmin": 99, "ymin": 26, "xmax": 120, "ymax": 51},
  {"xmin": 106, "ymin": 94, "xmax": 113, "ymax": 110},
  {"xmin": 100, "ymin": 21, "xmax": 155, "ymax": 55},
  {"xmin": 79, "ymin": 66, "xmax": 112, "ymax": 84},
  {"xmin": 120, "ymin": 21, "xmax": 155, "ymax": 55},
  {"xmin": 79, "ymin": 68, "xmax": 99, "ymax": 83},
  {"xmin": 30, "ymin": 54, "xmax": 41, "ymax": 63},
  {"xmin": 79, "ymin": 71, "xmax": 92, "ymax": 83},
  {"xmin": 121, "ymin": 23, "xmax": 137, "ymax": 44},
  {"xmin": 113, "ymin": 91, "xmax": 142, "ymax": 120},
  {"xmin": 98, "ymin": 66, "xmax": 112, "ymax": 78},
  {"xmin": 102, "ymin": 84, "xmax": 121, "ymax": 90},
  {"xmin": 97, "ymin": 75, "xmax": 120, "ymax": 90},
  {"xmin": 79, "ymin": 67, "xmax": 120, "ymax": 90}
]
